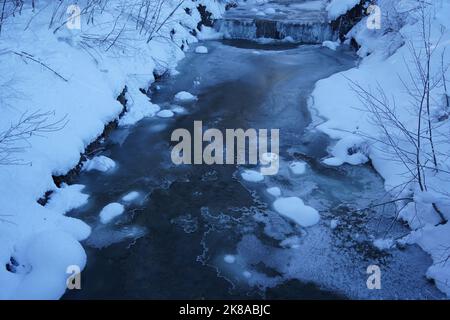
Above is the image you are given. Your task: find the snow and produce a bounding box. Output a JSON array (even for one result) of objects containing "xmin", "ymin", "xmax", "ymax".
[
  {"xmin": 289, "ymin": 161, "xmax": 307, "ymax": 175},
  {"xmin": 83, "ymin": 156, "xmax": 116, "ymax": 172},
  {"xmin": 323, "ymin": 157, "xmax": 344, "ymax": 166},
  {"xmin": 326, "ymin": 0, "xmax": 360, "ymax": 20},
  {"xmin": 243, "ymin": 271, "xmax": 252, "ymax": 278},
  {"xmin": 312, "ymin": 0, "xmax": 450, "ymax": 296},
  {"xmin": 224, "ymin": 254, "xmax": 236, "ymax": 264},
  {"xmin": 197, "ymin": 26, "xmax": 223, "ymax": 41},
  {"xmin": 195, "ymin": 46, "xmax": 209, "ymax": 54},
  {"xmin": 273, "ymin": 197, "xmax": 320, "ymax": 227},
  {"xmin": 241, "ymin": 169, "xmax": 264, "ymax": 182},
  {"xmin": 330, "ymin": 219, "xmax": 339, "ymax": 229},
  {"xmin": 121, "ymin": 191, "xmax": 140, "ymax": 203},
  {"xmin": 323, "ymin": 136, "xmax": 369, "ymax": 166},
  {"xmin": 264, "ymin": 8, "xmax": 276, "ymax": 15},
  {"xmin": 0, "ymin": 0, "xmax": 224, "ymax": 299},
  {"xmin": 174, "ymin": 91, "xmax": 198, "ymax": 103},
  {"xmin": 267, "ymin": 187, "xmax": 282, "ymax": 197},
  {"xmin": 171, "ymin": 105, "xmax": 187, "ymax": 114},
  {"xmin": 156, "ymin": 109, "xmax": 175, "ymax": 118},
  {"xmin": 261, "ymin": 152, "xmax": 279, "ymax": 164},
  {"xmin": 291, "ymin": 1, "xmax": 325, "ymax": 11},
  {"xmin": 373, "ymin": 238, "xmax": 396, "ymax": 250},
  {"xmin": 322, "ymin": 40, "xmax": 340, "ymax": 51},
  {"xmin": 10, "ymin": 230, "xmax": 87, "ymax": 299},
  {"xmin": 99, "ymin": 203, "xmax": 125, "ymax": 224}
]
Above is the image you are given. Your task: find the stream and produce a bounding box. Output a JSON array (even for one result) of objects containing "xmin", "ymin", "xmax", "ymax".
[{"xmin": 63, "ymin": 38, "xmax": 443, "ymax": 299}]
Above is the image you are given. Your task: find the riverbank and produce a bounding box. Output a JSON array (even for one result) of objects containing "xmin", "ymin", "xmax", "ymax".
[
  {"xmin": 311, "ymin": 0, "xmax": 450, "ymax": 296},
  {"xmin": 0, "ymin": 0, "xmax": 224, "ymax": 299}
]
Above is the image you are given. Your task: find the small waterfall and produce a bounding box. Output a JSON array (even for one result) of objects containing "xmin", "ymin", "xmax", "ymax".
[
  {"xmin": 213, "ymin": 0, "xmax": 338, "ymax": 44},
  {"xmin": 214, "ymin": 18, "xmax": 337, "ymax": 44}
]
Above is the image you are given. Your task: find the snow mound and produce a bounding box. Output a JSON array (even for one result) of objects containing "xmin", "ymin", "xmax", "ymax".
[
  {"xmin": 197, "ymin": 26, "xmax": 223, "ymax": 40},
  {"xmin": 224, "ymin": 254, "xmax": 236, "ymax": 264},
  {"xmin": 267, "ymin": 187, "xmax": 281, "ymax": 197},
  {"xmin": 99, "ymin": 203, "xmax": 125, "ymax": 224},
  {"xmin": 289, "ymin": 161, "xmax": 307, "ymax": 175},
  {"xmin": 241, "ymin": 170, "xmax": 264, "ymax": 182},
  {"xmin": 323, "ymin": 136, "xmax": 369, "ymax": 166},
  {"xmin": 157, "ymin": 109, "xmax": 175, "ymax": 118},
  {"xmin": 195, "ymin": 46, "xmax": 209, "ymax": 54},
  {"xmin": 327, "ymin": 0, "xmax": 360, "ymax": 20},
  {"xmin": 373, "ymin": 238, "xmax": 396, "ymax": 250},
  {"xmin": 121, "ymin": 191, "xmax": 140, "ymax": 202},
  {"xmin": 83, "ymin": 155, "xmax": 116, "ymax": 172},
  {"xmin": 12, "ymin": 231, "xmax": 87, "ymax": 299},
  {"xmin": 322, "ymin": 40, "xmax": 340, "ymax": 51},
  {"xmin": 46, "ymin": 184, "xmax": 89, "ymax": 214},
  {"xmin": 174, "ymin": 91, "xmax": 198, "ymax": 103},
  {"xmin": 273, "ymin": 197, "xmax": 320, "ymax": 227}
]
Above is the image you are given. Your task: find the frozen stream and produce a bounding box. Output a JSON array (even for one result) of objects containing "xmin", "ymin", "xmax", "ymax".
[{"xmin": 64, "ymin": 40, "xmax": 443, "ymax": 299}]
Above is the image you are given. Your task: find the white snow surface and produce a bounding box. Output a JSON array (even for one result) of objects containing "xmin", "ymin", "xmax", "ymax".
[
  {"xmin": 99, "ymin": 203, "xmax": 125, "ymax": 224},
  {"xmin": 174, "ymin": 91, "xmax": 198, "ymax": 102},
  {"xmin": 0, "ymin": 0, "xmax": 224, "ymax": 299},
  {"xmin": 273, "ymin": 197, "xmax": 320, "ymax": 227},
  {"xmin": 195, "ymin": 46, "xmax": 209, "ymax": 54},
  {"xmin": 121, "ymin": 191, "xmax": 140, "ymax": 203},
  {"xmin": 326, "ymin": 0, "xmax": 360, "ymax": 20}
]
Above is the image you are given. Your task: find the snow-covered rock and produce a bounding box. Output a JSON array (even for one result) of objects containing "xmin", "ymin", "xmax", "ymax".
[
  {"xmin": 224, "ymin": 255, "xmax": 236, "ymax": 264},
  {"xmin": 121, "ymin": 191, "xmax": 140, "ymax": 203},
  {"xmin": 174, "ymin": 91, "xmax": 198, "ymax": 103},
  {"xmin": 157, "ymin": 109, "xmax": 175, "ymax": 118},
  {"xmin": 83, "ymin": 156, "xmax": 116, "ymax": 172},
  {"xmin": 195, "ymin": 45, "xmax": 209, "ymax": 54},
  {"xmin": 322, "ymin": 40, "xmax": 340, "ymax": 51},
  {"xmin": 241, "ymin": 170, "xmax": 264, "ymax": 182},
  {"xmin": 326, "ymin": 0, "xmax": 360, "ymax": 20}
]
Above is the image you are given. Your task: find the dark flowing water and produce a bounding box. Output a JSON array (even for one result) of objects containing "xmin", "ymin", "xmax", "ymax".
[{"xmin": 64, "ymin": 40, "xmax": 443, "ymax": 299}]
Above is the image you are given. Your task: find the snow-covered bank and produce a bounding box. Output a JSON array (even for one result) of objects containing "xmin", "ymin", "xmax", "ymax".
[
  {"xmin": 312, "ymin": 0, "xmax": 450, "ymax": 296},
  {"xmin": 0, "ymin": 0, "xmax": 224, "ymax": 299}
]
